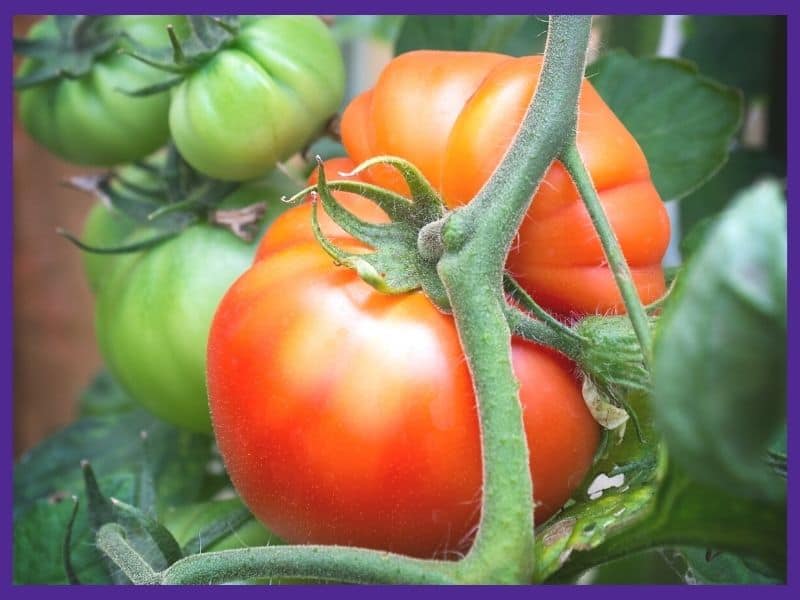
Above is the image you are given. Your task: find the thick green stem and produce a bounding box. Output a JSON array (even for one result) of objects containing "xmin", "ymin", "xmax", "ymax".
[
  {"xmin": 440, "ymin": 259, "xmax": 533, "ymax": 583},
  {"xmin": 560, "ymin": 143, "xmax": 653, "ymax": 368},
  {"xmin": 436, "ymin": 16, "xmax": 593, "ymax": 583},
  {"xmin": 162, "ymin": 546, "xmax": 455, "ymax": 585}
]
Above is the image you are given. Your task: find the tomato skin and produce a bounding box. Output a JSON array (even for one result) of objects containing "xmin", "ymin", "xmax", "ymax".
[
  {"xmin": 208, "ymin": 196, "xmax": 601, "ymax": 558},
  {"xmin": 96, "ymin": 225, "xmax": 257, "ymax": 433},
  {"xmin": 341, "ymin": 51, "xmax": 671, "ymax": 315},
  {"xmin": 169, "ymin": 16, "xmax": 345, "ymax": 181},
  {"xmin": 17, "ymin": 16, "xmax": 184, "ymax": 166}
]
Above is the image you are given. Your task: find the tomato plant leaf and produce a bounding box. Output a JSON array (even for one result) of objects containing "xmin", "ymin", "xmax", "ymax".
[
  {"xmin": 14, "ymin": 371, "xmax": 215, "ymax": 516},
  {"xmin": 13, "ymin": 475, "xmax": 135, "ymax": 584},
  {"xmin": 652, "ymin": 179, "xmax": 786, "ymax": 502},
  {"xmin": 78, "ymin": 369, "xmax": 138, "ymax": 417},
  {"xmin": 395, "ymin": 16, "xmax": 547, "ymax": 56},
  {"xmin": 587, "ymin": 50, "xmax": 742, "ymax": 201}
]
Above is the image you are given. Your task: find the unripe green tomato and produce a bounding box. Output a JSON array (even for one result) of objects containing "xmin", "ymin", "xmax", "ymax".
[
  {"xmin": 91, "ymin": 168, "xmax": 299, "ymax": 433},
  {"xmin": 169, "ymin": 16, "xmax": 345, "ymax": 181},
  {"xmin": 95, "ymin": 224, "xmax": 255, "ymax": 433},
  {"xmin": 17, "ymin": 16, "xmax": 185, "ymax": 165}
]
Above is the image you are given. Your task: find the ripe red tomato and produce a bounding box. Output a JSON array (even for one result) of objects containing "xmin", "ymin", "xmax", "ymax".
[
  {"xmin": 207, "ymin": 169, "xmax": 601, "ymax": 558},
  {"xmin": 341, "ymin": 51, "xmax": 671, "ymax": 315}
]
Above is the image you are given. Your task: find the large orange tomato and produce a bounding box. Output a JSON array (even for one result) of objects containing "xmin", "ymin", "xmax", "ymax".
[
  {"xmin": 341, "ymin": 51, "xmax": 671, "ymax": 315},
  {"xmin": 207, "ymin": 164, "xmax": 601, "ymax": 558}
]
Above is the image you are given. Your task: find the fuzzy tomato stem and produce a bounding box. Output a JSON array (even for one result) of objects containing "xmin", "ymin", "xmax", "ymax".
[
  {"xmin": 560, "ymin": 143, "xmax": 654, "ymax": 369},
  {"xmin": 437, "ymin": 16, "xmax": 593, "ymax": 583},
  {"xmin": 161, "ymin": 546, "xmax": 456, "ymax": 585}
]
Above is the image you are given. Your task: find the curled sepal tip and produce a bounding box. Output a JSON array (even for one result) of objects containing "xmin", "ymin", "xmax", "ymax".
[{"xmin": 338, "ymin": 155, "xmax": 445, "ymax": 225}]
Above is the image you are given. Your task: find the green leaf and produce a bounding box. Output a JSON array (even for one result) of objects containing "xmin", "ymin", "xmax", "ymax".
[
  {"xmin": 587, "ymin": 51, "xmax": 743, "ymax": 201},
  {"xmin": 14, "ymin": 475, "xmax": 135, "ymax": 584},
  {"xmin": 679, "ymin": 148, "xmax": 785, "ymax": 239},
  {"xmin": 652, "ymin": 180, "xmax": 786, "ymax": 501},
  {"xmin": 13, "ymin": 372, "xmax": 218, "ymax": 583},
  {"xmin": 14, "ymin": 371, "xmax": 214, "ymax": 515},
  {"xmin": 681, "ymin": 16, "xmax": 782, "ymax": 100},
  {"xmin": 395, "ymin": 16, "xmax": 546, "ymax": 56},
  {"xmin": 680, "ymin": 548, "xmax": 781, "ymax": 584}
]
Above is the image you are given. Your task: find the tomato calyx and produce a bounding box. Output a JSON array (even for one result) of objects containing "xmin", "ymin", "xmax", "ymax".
[
  {"xmin": 573, "ymin": 315, "xmax": 656, "ymax": 440},
  {"xmin": 120, "ymin": 16, "xmax": 240, "ymax": 96},
  {"xmin": 289, "ymin": 156, "xmax": 452, "ymax": 310},
  {"xmin": 14, "ymin": 16, "xmax": 124, "ymax": 89},
  {"xmin": 60, "ymin": 145, "xmax": 267, "ymax": 255}
]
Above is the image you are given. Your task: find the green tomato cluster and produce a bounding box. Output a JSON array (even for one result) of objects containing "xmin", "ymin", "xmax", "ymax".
[
  {"xmin": 17, "ymin": 16, "xmax": 182, "ymax": 165},
  {"xmin": 17, "ymin": 16, "xmax": 346, "ymax": 180}
]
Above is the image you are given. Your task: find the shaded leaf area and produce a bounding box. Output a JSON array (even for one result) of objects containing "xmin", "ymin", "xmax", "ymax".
[
  {"xmin": 13, "ymin": 371, "xmax": 218, "ymax": 583},
  {"xmin": 395, "ymin": 15, "xmax": 547, "ymax": 56},
  {"xmin": 14, "ymin": 476, "xmax": 134, "ymax": 584},
  {"xmin": 680, "ymin": 149, "xmax": 786, "ymax": 244},
  {"xmin": 588, "ymin": 51, "xmax": 742, "ymax": 201},
  {"xmin": 680, "ymin": 548, "xmax": 781, "ymax": 584},
  {"xmin": 681, "ymin": 16, "xmax": 783, "ymax": 101},
  {"xmin": 588, "ymin": 550, "xmax": 684, "ymax": 584},
  {"xmin": 652, "ymin": 180, "xmax": 786, "ymax": 502},
  {"xmin": 598, "ymin": 15, "xmax": 664, "ymax": 57}
]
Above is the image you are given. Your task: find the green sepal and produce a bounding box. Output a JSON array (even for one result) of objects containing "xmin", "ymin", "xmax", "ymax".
[
  {"xmin": 61, "ymin": 145, "xmax": 260, "ymax": 256},
  {"xmin": 13, "ymin": 16, "xmax": 118, "ymax": 89},
  {"xmin": 121, "ymin": 16, "xmax": 241, "ymax": 95},
  {"xmin": 573, "ymin": 315, "xmax": 657, "ymax": 440},
  {"xmin": 344, "ymin": 155, "xmax": 445, "ymax": 226},
  {"xmin": 63, "ymin": 496, "xmax": 81, "ymax": 584},
  {"xmin": 307, "ymin": 157, "xmax": 451, "ymax": 310},
  {"xmin": 575, "ymin": 315, "xmax": 654, "ymax": 395}
]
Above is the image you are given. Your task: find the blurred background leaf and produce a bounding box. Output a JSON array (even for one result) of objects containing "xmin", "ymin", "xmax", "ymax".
[
  {"xmin": 587, "ymin": 51, "xmax": 742, "ymax": 202},
  {"xmin": 395, "ymin": 15, "xmax": 547, "ymax": 55},
  {"xmin": 652, "ymin": 180, "xmax": 786, "ymax": 502},
  {"xmin": 598, "ymin": 15, "xmax": 664, "ymax": 56}
]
